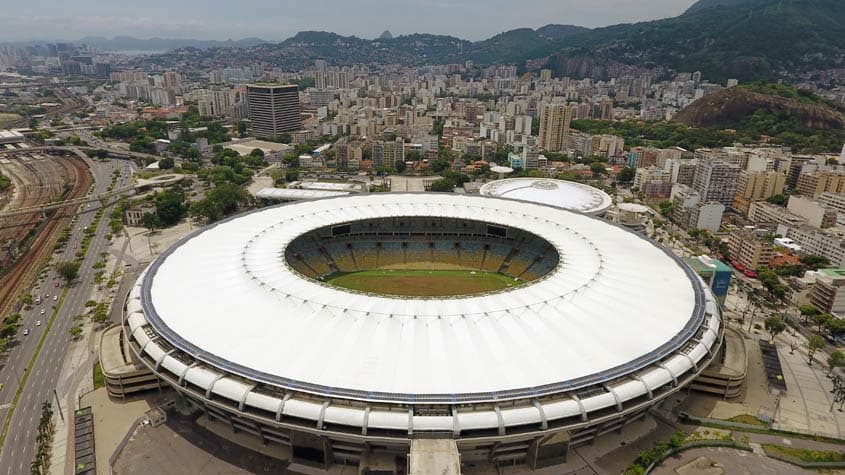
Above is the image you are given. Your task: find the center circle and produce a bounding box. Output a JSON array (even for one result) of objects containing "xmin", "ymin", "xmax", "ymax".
[{"xmin": 283, "ymin": 216, "xmax": 561, "ymax": 298}]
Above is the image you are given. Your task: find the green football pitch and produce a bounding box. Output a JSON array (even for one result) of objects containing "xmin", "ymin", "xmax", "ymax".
[{"xmin": 324, "ymin": 269, "xmax": 522, "ymax": 297}]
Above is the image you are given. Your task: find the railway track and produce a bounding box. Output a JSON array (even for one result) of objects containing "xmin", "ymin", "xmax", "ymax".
[{"xmin": 0, "ymin": 156, "xmax": 92, "ymax": 318}]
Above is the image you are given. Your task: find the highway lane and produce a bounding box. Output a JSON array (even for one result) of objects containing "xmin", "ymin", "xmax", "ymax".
[{"xmin": 0, "ymin": 158, "xmax": 132, "ymax": 474}]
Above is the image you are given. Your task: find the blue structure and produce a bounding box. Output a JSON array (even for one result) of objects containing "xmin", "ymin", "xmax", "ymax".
[{"xmin": 685, "ymin": 255, "xmax": 732, "ymax": 305}]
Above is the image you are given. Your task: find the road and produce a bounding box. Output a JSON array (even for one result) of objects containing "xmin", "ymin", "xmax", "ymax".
[{"xmin": 0, "ymin": 157, "xmax": 133, "ymax": 475}]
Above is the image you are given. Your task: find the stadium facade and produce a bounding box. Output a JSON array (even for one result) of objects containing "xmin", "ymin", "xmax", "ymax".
[{"xmin": 122, "ymin": 193, "xmax": 722, "ymax": 470}]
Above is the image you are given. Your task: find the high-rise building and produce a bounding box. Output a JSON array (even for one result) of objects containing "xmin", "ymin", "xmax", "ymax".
[
  {"xmin": 732, "ymin": 171, "xmax": 786, "ymax": 215},
  {"xmin": 785, "ymin": 226, "xmax": 845, "ymax": 267},
  {"xmin": 538, "ymin": 103, "xmax": 573, "ymax": 153},
  {"xmin": 246, "ymin": 84, "xmax": 301, "ymax": 139},
  {"xmin": 796, "ymin": 170, "xmax": 845, "ymax": 197},
  {"xmin": 335, "ymin": 139, "xmax": 364, "ymax": 170},
  {"xmin": 809, "ymin": 268, "xmax": 845, "ymax": 316},
  {"xmin": 372, "ymin": 138, "xmax": 405, "ymax": 170},
  {"xmin": 692, "ymin": 160, "xmax": 741, "ymax": 208},
  {"xmin": 728, "ymin": 229, "xmax": 773, "ymax": 270}
]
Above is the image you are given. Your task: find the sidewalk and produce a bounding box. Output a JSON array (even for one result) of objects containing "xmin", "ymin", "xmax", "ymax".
[
  {"xmin": 772, "ymin": 330, "xmax": 844, "ymax": 438},
  {"xmin": 48, "ymin": 314, "xmax": 96, "ymax": 475},
  {"xmin": 49, "ymin": 230, "xmax": 132, "ymax": 475}
]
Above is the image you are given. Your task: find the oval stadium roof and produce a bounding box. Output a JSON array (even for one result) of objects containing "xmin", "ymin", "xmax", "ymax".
[
  {"xmin": 479, "ymin": 178, "xmax": 612, "ymax": 215},
  {"xmin": 139, "ymin": 193, "xmax": 706, "ymax": 402}
]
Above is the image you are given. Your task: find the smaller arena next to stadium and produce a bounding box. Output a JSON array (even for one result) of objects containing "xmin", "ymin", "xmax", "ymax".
[{"xmin": 121, "ymin": 193, "xmax": 723, "ymax": 471}]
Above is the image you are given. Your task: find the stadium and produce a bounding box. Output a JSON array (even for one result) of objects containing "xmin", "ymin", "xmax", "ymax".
[
  {"xmin": 479, "ymin": 177, "xmax": 613, "ymax": 216},
  {"xmin": 122, "ymin": 193, "xmax": 723, "ymax": 471}
]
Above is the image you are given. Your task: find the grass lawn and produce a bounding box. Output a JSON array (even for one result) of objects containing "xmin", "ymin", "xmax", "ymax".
[
  {"xmin": 726, "ymin": 414, "xmax": 768, "ymax": 426},
  {"xmin": 0, "ymin": 113, "xmax": 21, "ymax": 128},
  {"xmin": 325, "ymin": 269, "xmax": 522, "ymax": 297},
  {"xmin": 762, "ymin": 444, "xmax": 845, "ymax": 463},
  {"xmin": 93, "ymin": 362, "xmax": 105, "ymax": 389}
]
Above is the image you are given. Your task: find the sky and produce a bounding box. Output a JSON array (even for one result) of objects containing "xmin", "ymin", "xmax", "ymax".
[{"xmin": 0, "ymin": 0, "xmax": 699, "ymax": 42}]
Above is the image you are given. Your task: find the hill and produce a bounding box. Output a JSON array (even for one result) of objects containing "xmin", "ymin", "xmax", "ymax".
[
  {"xmin": 684, "ymin": 0, "xmax": 759, "ymax": 14},
  {"xmin": 146, "ymin": 0, "xmax": 845, "ymax": 82},
  {"xmin": 546, "ymin": 0, "xmax": 845, "ymax": 82},
  {"xmin": 673, "ymin": 84, "xmax": 845, "ymax": 152}
]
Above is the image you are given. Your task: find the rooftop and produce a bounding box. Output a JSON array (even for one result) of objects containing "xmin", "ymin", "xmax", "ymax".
[
  {"xmin": 479, "ymin": 178, "xmax": 613, "ymax": 216},
  {"xmin": 140, "ymin": 194, "xmax": 707, "ymax": 401}
]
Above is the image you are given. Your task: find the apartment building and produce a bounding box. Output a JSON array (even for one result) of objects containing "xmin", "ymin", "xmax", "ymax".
[
  {"xmin": 732, "ymin": 171, "xmax": 786, "ymax": 215},
  {"xmin": 728, "ymin": 230, "xmax": 774, "ymax": 270}
]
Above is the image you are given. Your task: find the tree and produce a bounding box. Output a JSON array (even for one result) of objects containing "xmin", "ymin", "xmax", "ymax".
[
  {"xmin": 758, "ymin": 267, "xmax": 787, "ymax": 301},
  {"xmin": 237, "ymin": 120, "xmax": 248, "ymax": 138},
  {"xmin": 767, "ymin": 194, "xmax": 787, "ymax": 205},
  {"xmin": 405, "ymin": 149, "xmax": 421, "ymax": 163},
  {"xmin": 590, "ymin": 162, "xmax": 606, "ymax": 176},
  {"xmin": 285, "ymin": 169, "xmax": 299, "ymax": 182},
  {"xmin": 825, "ymin": 317, "xmax": 845, "ymax": 338},
  {"xmin": 395, "ymin": 160, "xmax": 407, "ymax": 173},
  {"xmin": 828, "ymin": 351, "xmax": 845, "ymax": 376},
  {"xmin": 69, "ymin": 326, "xmax": 83, "ymax": 339},
  {"xmin": 154, "ymin": 189, "xmax": 187, "ymax": 226},
  {"xmin": 800, "ymin": 255, "xmax": 831, "ymax": 271},
  {"xmin": 141, "ymin": 212, "xmax": 161, "ymax": 231},
  {"xmin": 616, "ymin": 167, "xmax": 636, "ymax": 185},
  {"xmin": 189, "ymin": 199, "xmax": 222, "ymax": 223},
  {"xmin": 806, "ymin": 334, "xmax": 826, "ymax": 366},
  {"xmin": 157, "ymin": 157, "xmax": 174, "ymax": 169},
  {"xmin": 799, "ymin": 304, "xmax": 822, "ymax": 323},
  {"xmin": 429, "ymin": 179, "xmax": 455, "ymax": 192},
  {"xmin": 55, "ymin": 260, "xmax": 80, "ymax": 283},
  {"xmin": 812, "ymin": 313, "xmax": 833, "ymax": 333},
  {"xmin": 432, "ymin": 158, "xmax": 451, "ymax": 173},
  {"xmin": 764, "ymin": 315, "xmax": 787, "ymax": 343},
  {"xmin": 189, "ymin": 183, "xmax": 251, "ymax": 223}
]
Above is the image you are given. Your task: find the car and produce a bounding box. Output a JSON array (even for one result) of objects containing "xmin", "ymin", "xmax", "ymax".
[
  {"xmin": 55, "ymin": 282, "xmax": 60, "ymax": 288},
  {"xmin": 45, "ymin": 293, "xmax": 50, "ymax": 298},
  {"xmin": 40, "ymin": 309, "xmax": 46, "ymax": 315},
  {"xmin": 35, "ymin": 320, "xmax": 41, "ymax": 326},
  {"xmin": 22, "ymin": 329, "xmax": 29, "ymax": 336},
  {"xmin": 743, "ymin": 270, "xmax": 758, "ymax": 279},
  {"xmin": 53, "ymin": 295, "xmax": 57, "ymax": 301}
]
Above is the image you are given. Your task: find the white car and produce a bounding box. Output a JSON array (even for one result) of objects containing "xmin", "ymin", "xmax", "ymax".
[
  {"xmin": 40, "ymin": 309, "xmax": 46, "ymax": 315},
  {"xmin": 22, "ymin": 329, "xmax": 29, "ymax": 336},
  {"xmin": 52, "ymin": 295, "xmax": 58, "ymax": 301},
  {"xmin": 35, "ymin": 320, "xmax": 41, "ymax": 327}
]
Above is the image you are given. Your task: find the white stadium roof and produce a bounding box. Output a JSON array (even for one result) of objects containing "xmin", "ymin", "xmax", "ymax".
[
  {"xmin": 139, "ymin": 193, "xmax": 709, "ymax": 402},
  {"xmin": 254, "ymin": 187, "xmax": 350, "ymax": 201},
  {"xmin": 479, "ymin": 178, "xmax": 613, "ymax": 216}
]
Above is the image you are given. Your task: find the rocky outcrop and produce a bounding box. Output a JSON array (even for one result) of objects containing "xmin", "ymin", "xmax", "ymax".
[{"xmin": 674, "ymin": 87, "xmax": 844, "ymax": 130}]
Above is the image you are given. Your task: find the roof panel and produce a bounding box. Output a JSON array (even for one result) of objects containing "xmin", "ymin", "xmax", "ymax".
[{"xmin": 141, "ymin": 193, "xmax": 706, "ymax": 402}]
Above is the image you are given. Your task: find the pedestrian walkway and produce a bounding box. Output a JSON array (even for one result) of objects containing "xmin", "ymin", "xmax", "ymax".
[{"xmin": 774, "ymin": 332, "xmax": 844, "ymax": 438}]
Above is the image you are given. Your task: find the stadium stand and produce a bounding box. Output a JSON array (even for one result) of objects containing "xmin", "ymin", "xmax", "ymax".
[{"xmin": 284, "ymin": 217, "xmax": 560, "ymax": 284}]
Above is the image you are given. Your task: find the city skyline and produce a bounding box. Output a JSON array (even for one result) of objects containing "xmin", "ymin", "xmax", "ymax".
[{"xmin": 0, "ymin": 0, "xmax": 697, "ymax": 42}]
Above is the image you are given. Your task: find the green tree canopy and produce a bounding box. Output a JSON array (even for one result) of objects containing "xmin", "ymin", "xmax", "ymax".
[
  {"xmin": 154, "ymin": 189, "xmax": 187, "ymax": 226},
  {"xmin": 55, "ymin": 260, "xmax": 81, "ymax": 283},
  {"xmin": 429, "ymin": 179, "xmax": 455, "ymax": 192}
]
